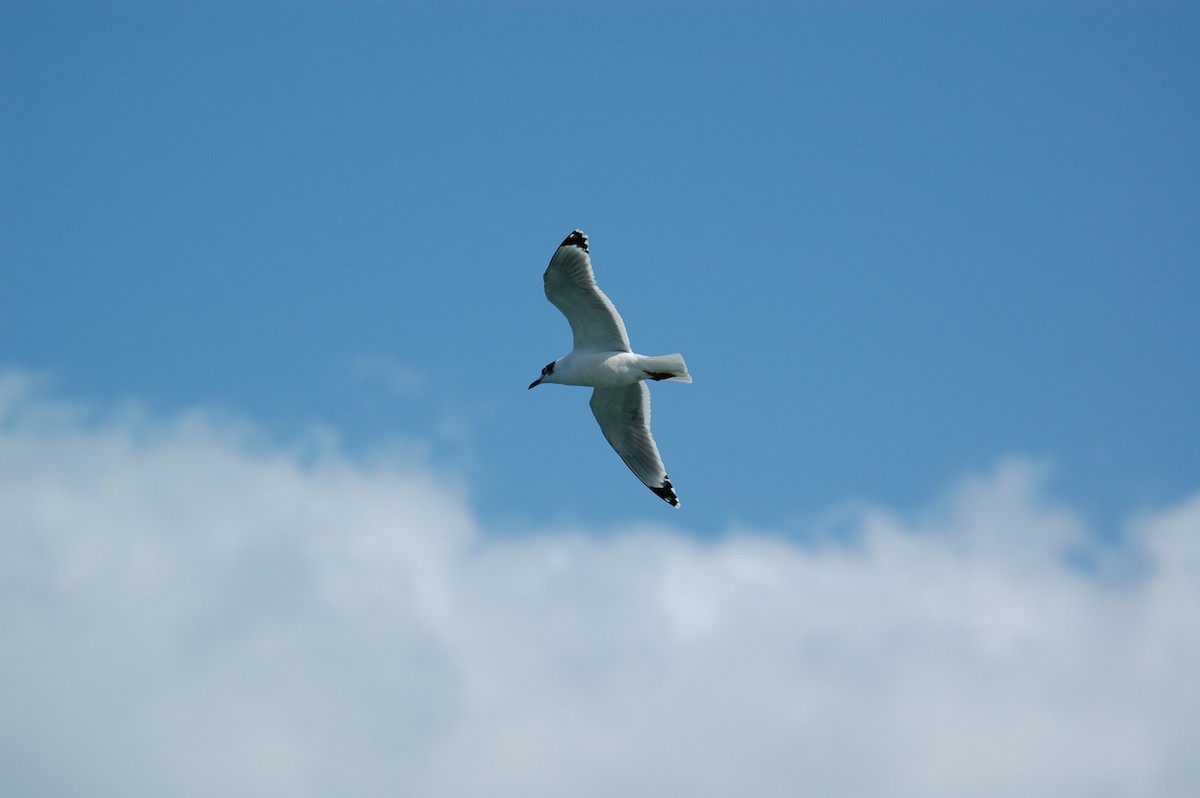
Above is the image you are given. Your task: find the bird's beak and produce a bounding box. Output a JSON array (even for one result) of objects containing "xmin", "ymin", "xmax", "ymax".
[{"xmin": 528, "ymin": 377, "xmax": 542, "ymax": 390}]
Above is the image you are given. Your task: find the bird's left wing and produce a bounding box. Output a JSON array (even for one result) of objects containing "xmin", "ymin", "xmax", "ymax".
[
  {"xmin": 590, "ymin": 382, "xmax": 679, "ymax": 507},
  {"xmin": 544, "ymin": 230, "xmax": 632, "ymax": 353}
]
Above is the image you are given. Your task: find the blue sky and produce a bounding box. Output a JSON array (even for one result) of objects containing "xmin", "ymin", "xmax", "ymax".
[
  {"xmin": 4, "ymin": 2, "xmax": 1197, "ymax": 530},
  {"xmin": 3, "ymin": 4, "xmax": 1200, "ymax": 794}
]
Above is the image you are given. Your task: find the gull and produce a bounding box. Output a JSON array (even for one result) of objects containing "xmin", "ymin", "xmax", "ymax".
[{"xmin": 528, "ymin": 230, "xmax": 692, "ymax": 507}]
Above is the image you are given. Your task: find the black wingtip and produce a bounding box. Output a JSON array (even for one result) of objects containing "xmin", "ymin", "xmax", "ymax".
[
  {"xmin": 650, "ymin": 476, "xmax": 680, "ymax": 508},
  {"xmin": 560, "ymin": 229, "xmax": 589, "ymax": 252}
]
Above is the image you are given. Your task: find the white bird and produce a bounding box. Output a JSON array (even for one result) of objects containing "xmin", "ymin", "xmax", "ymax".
[{"xmin": 528, "ymin": 230, "xmax": 692, "ymax": 507}]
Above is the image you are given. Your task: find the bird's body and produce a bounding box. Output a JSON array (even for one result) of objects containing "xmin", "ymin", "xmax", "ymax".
[
  {"xmin": 528, "ymin": 230, "xmax": 691, "ymax": 508},
  {"xmin": 536, "ymin": 350, "xmax": 688, "ymax": 389}
]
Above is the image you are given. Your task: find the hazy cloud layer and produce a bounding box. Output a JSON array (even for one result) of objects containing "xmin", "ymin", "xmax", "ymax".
[
  {"xmin": 2, "ymin": 370, "xmax": 1197, "ymax": 797},
  {"xmin": 350, "ymin": 353, "xmax": 428, "ymax": 399}
]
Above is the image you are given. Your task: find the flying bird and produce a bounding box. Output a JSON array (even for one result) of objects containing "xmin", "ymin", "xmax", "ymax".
[{"xmin": 528, "ymin": 230, "xmax": 691, "ymax": 507}]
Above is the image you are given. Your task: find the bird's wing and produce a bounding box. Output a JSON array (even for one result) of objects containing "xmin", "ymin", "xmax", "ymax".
[
  {"xmin": 590, "ymin": 383, "xmax": 679, "ymax": 507},
  {"xmin": 544, "ymin": 230, "xmax": 632, "ymax": 353}
]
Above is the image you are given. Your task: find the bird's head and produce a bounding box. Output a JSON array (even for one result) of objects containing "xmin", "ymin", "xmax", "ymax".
[{"xmin": 528, "ymin": 360, "xmax": 557, "ymax": 390}]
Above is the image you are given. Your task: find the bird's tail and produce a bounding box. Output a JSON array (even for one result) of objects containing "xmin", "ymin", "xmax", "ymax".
[{"xmin": 640, "ymin": 353, "xmax": 693, "ymax": 383}]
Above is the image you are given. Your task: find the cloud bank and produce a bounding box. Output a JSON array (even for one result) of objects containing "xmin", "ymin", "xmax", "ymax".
[{"xmin": 2, "ymin": 370, "xmax": 1197, "ymax": 797}]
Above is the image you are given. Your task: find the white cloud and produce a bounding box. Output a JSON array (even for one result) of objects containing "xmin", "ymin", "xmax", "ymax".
[
  {"xmin": 2, "ymin": 369, "xmax": 1198, "ymax": 797},
  {"xmin": 350, "ymin": 353, "xmax": 427, "ymax": 399}
]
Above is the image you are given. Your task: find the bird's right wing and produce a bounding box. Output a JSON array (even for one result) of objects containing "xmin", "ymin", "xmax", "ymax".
[
  {"xmin": 544, "ymin": 230, "xmax": 632, "ymax": 353},
  {"xmin": 590, "ymin": 383, "xmax": 679, "ymax": 507}
]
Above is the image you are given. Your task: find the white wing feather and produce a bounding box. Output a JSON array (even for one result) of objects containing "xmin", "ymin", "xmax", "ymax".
[
  {"xmin": 544, "ymin": 230, "xmax": 632, "ymax": 353},
  {"xmin": 589, "ymin": 383, "xmax": 680, "ymax": 507}
]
